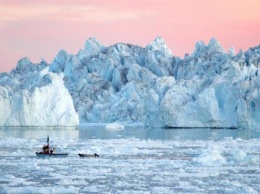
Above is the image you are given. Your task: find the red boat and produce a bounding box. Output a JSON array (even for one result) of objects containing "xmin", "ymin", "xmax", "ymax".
[{"xmin": 36, "ymin": 136, "xmax": 68, "ymax": 157}]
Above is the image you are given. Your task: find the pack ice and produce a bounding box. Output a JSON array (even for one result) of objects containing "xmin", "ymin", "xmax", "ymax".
[{"xmin": 0, "ymin": 36, "xmax": 259, "ymax": 128}]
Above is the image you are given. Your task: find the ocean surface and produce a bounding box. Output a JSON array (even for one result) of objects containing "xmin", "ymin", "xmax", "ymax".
[{"xmin": 0, "ymin": 126, "xmax": 260, "ymax": 193}]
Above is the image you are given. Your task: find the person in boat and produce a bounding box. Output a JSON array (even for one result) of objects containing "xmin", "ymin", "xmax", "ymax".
[
  {"xmin": 42, "ymin": 143, "xmax": 56, "ymax": 154},
  {"xmin": 42, "ymin": 143, "xmax": 50, "ymax": 154},
  {"xmin": 50, "ymin": 147, "xmax": 55, "ymax": 154},
  {"xmin": 40, "ymin": 136, "xmax": 57, "ymax": 154}
]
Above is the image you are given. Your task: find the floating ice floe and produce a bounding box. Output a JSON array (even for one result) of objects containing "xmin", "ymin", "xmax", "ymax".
[
  {"xmin": 193, "ymin": 148, "xmax": 226, "ymax": 166},
  {"xmin": 105, "ymin": 122, "xmax": 125, "ymax": 130}
]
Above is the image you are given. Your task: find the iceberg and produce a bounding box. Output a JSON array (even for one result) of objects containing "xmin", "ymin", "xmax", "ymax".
[
  {"xmin": 105, "ymin": 122, "xmax": 125, "ymax": 130},
  {"xmin": 0, "ymin": 58, "xmax": 79, "ymax": 126},
  {"xmin": 0, "ymin": 37, "xmax": 260, "ymax": 128}
]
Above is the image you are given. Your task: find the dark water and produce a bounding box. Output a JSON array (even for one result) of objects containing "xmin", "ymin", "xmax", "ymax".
[
  {"xmin": 78, "ymin": 126, "xmax": 260, "ymax": 140},
  {"xmin": 1, "ymin": 125, "xmax": 260, "ymax": 140}
]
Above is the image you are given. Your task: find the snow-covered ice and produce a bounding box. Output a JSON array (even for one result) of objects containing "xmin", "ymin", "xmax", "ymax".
[{"xmin": 0, "ymin": 126, "xmax": 260, "ymax": 193}]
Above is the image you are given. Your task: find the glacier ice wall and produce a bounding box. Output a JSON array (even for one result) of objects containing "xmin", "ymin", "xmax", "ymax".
[
  {"xmin": 0, "ymin": 59, "xmax": 79, "ymax": 126},
  {"xmin": 0, "ymin": 36, "xmax": 260, "ymax": 128}
]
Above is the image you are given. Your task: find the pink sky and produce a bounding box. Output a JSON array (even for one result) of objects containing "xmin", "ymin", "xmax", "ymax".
[{"xmin": 0, "ymin": 0, "xmax": 260, "ymax": 73}]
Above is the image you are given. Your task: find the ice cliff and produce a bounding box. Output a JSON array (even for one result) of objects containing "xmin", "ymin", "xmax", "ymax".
[
  {"xmin": 0, "ymin": 58, "xmax": 79, "ymax": 126},
  {"xmin": 0, "ymin": 36, "xmax": 260, "ymax": 128}
]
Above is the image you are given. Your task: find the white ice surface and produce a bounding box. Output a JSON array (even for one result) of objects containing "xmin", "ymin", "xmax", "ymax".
[
  {"xmin": 0, "ymin": 127, "xmax": 260, "ymax": 193},
  {"xmin": 0, "ymin": 69, "xmax": 79, "ymax": 126}
]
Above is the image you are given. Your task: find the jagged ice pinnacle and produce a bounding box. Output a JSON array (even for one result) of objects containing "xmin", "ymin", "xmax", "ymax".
[{"xmin": 0, "ymin": 36, "xmax": 260, "ymax": 128}]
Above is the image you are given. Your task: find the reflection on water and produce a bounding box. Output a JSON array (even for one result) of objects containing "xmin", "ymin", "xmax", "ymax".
[
  {"xmin": 1, "ymin": 126, "xmax": 258, "ymax": 141},
  {"xmin": 0, "ymin": 126, "xmax": 78, "ymax": 139},
  {"xmin": 78, "ymin": 126, "xmax": 260, "ymax": 140}
]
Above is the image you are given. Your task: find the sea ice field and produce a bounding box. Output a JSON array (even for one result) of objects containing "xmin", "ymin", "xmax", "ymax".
[{"xmin": 0, "ymin": 126, "xmax": 260, "ymax": 194}]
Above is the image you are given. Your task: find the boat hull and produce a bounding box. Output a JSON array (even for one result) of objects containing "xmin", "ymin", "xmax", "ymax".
[
  {"xmin": 36, "ymin": 152, "xmax": 69, "ymax": 156},
  {"xmin": 78, "ymin": 153, "xmax": 99, "ymax": 157}
]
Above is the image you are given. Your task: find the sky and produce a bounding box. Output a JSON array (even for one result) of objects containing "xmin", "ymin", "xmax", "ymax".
[{"xmin": 0, "ymin": 0, "xmax": 260, "ymax": 73}]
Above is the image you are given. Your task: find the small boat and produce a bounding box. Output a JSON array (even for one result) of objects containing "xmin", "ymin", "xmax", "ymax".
[
  {"xmin": 36, "ymin": 152, "xmax": 69, "ymax": 156},
  {"xmin": 36, "ymin": 136, "xmax": 68, "ymax": 157},
  {"xmin": 78, "ymin": 153, "xmax": 99, "ymax": 158}
]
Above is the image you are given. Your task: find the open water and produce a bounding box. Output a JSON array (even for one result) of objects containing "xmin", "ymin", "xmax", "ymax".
[{"xmin": 0, "ymin": 125, "xmax": 260, "ymax": 193}]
